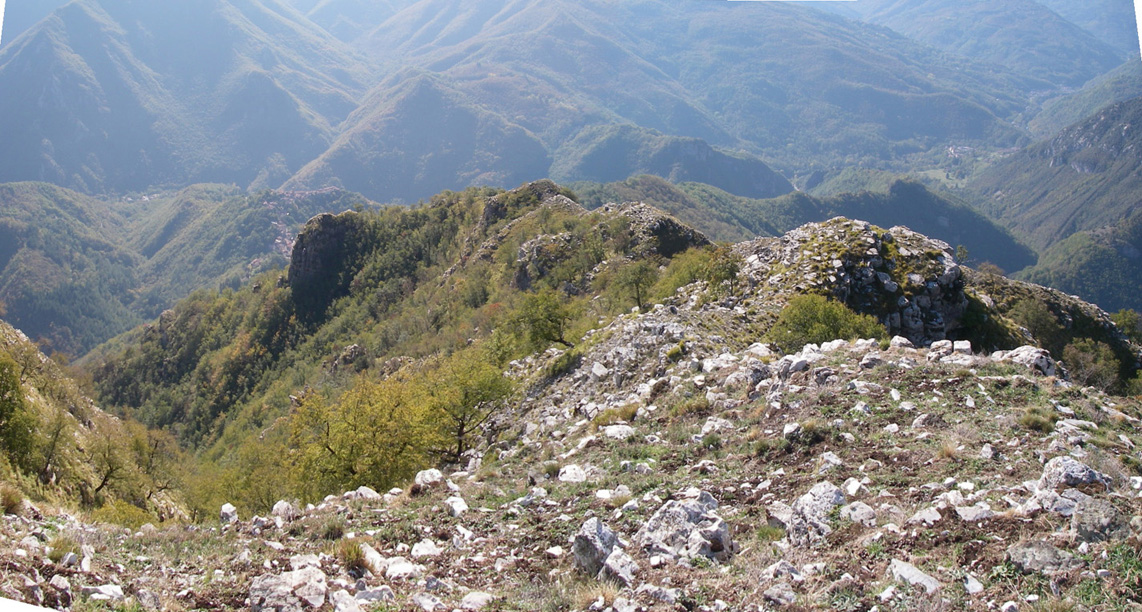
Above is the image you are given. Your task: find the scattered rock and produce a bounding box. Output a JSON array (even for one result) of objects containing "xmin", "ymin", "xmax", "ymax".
[
  {"xmin": 220, "ymin": 503, "xmax": 238, "ymax": 524},
  {"xmin": 600, "ymin": 548, "xmax": 639, "ymax": 586},
  {"xmin": 1038, "ymin": 456, "xmax": 1106, "ymax": 491},
  {"xmin": 558, "ymin": 464, "xmax": 587, "ymax": 483},
  {"xmin": 460, "ymin": 591, "xmax": 495, "ymax": 610},
  {"xmin": 1072, "ymin": 497, "xmax": 1129, "ymax": 542},
  {"xmin": 997, "ymin": 346, "xmax": 1057, "ymax": 377}
]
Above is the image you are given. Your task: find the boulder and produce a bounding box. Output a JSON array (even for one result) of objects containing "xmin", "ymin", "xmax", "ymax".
[
  {"xmin": 272, "ymin": 501, "xmax": 298, "ymax": 521},
  {"xmin": 840, "ymin": 502, "xmax": 877, "ymax": 527},
  {"xmin": 1072, "ymin": 497, "xmax": 1129, "ymax": 542},
  {"xmin": 997, "ymin": 346, "xmax": 1057, "ymax": 377},
  {"xmin": 1007, "ymin": 540, "xmax": 1081, "ymax": 574},
  {"xmin": 330, "ymin": 590, "xmax": 363, "ymax": 612},
  {"xmin": 460, "ymin": 592, "xmax": 495, "ymax": 610},
  {"xmin": 1038, "ymin": 456, "xmax": 1106, "ymax": 491},
  {"xmin": 413, "ymin": 469, "xmax": 445, "ymax": 493},
  {"xmin": 558, "ymin": 464, "xmax": 587, "ymax": 483},
  {"xmin": 634, "ymin": 489, "xmax": 734, "ymax": 562},
  {"xmin": 573, "ymin": 518, "xmax": 617, "ymax": 576},
  {"xmin": 888, "ymin": 559, "xmax": 940, "ymax": 594},
  {"xmin": 600, "ymin": 548, "xmax": 639, "ymax": 586},
  {"xmin": 250, "ymin": 574, "xmax": 302, "ymax": 612},
  {"xmin": 220, "ymin": 503, "xmax": 239, "ymax": 524},
  {"xmin": 444, "ymin": 496, "xmax": 469, "ymax": 517}
]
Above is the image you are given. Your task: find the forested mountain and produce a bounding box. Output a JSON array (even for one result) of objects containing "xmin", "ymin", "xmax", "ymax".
[
  {"xmin": 1035, "ymin": 0, "xmax": 1140, "ymax": 55},
  {"xmin": 841, "ymin": 0, "xmax": 1127, "ymax": 89},
  {"xmin": 0, "ymin": 0, "xmax": 372, "ymax": 194},
  {"xmin": 0, "ymin": 0, "xmax": 1070, "ymax": 204},
  {"xmin": 969, "ymin": 96, "xmax": 1142, "ymax": 252},
  {"xmin": 0, "ymin": 182, "xmax": 368, "ymax": 355}
]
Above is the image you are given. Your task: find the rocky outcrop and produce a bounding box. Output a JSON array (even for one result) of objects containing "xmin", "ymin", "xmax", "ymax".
[
  {"xmin": 738, "ymin": 217, "xmax": 967, "ymax": 346},
  {"xmin": 288, "ymin": 211, "xmax": 368, "ymax": 316}
]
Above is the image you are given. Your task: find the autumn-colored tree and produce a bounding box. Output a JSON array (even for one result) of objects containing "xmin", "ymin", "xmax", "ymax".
[
  {"xmin": 289, "ymin": 373, "xmax": 435, "ymax": 501},
  {"xmin": 429, "ymin": 350, "xmax": 513, "ymax": 463}
]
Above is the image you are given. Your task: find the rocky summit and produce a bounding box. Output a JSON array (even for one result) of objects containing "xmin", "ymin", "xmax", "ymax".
[{"xmin": 2, "ymin": 210, "xmax": 1141, "ymax": 611}]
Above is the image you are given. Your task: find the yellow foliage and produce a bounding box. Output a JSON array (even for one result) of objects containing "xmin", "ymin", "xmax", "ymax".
[{"xmin": 289, "ymin": 372, "xmax": 436, "ymax": 502}]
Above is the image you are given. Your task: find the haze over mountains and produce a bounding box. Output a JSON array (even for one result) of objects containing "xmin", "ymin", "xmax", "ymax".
[{"xmin": 2, "ymin": 0, "xmax": 1126, "ymax": 203}]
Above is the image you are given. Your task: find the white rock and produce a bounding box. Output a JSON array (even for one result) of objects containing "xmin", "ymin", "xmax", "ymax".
[
  {"xmin": 888, "ymin": 559, "xmax": 940, "ymax": 594},
  {"xmin": 330, "ymin": 589, "xmax": 363, "ymax": 612},
  {"xmin": 907, "ymin": 507, "xmax": 942, "ymax": 526},
  {"xmin": 354, "ymin": 486, "xmax": 382, "ymax": 501},
  {"xmin": 602, "ymin": 424, "xmax": 635, "ymax": 440},
  {"xmin": 841, "ymin": 502, "xmax": 877, "ymax": 527},
  {"xmin": 385, "ymin": 558, "xmax": 424, "ymax": 580},
  {"xmin": 272, "ymin": 500, "xmax": 299, "ymax": 520},
  {"xmin": 220, "ymin": 503, "xmax": 238, "ymax": 524},
  {"xmin": 414, "ymin": 469, "xmax": 445, "ymax": 490},
  {"xmin": 460, "ymin": 591, "xmax": 495, "ymax": 610},
  {"xmin": 573, "ymin": 518, "xmax": 617, "ymax": 576},
  {"xmin": 412, "ymin": 592, "xmax": 444, "ymax": 611},
  {"xmin": 956, "ymin": 504, "xmax": 995, "ymax": 522},
  {"xmin": 591, "ymin": 362, "xmax": 610, "ymax": 379},
  {"xmin": 963, "ymin": 574, "xmax": 984, "ymax": 595},
  {"xmin": 356, "ymin": 586, "xmax": 395, "ymax": 602},
  {"xmin": 558, "ymin": 464, "xmax": 587, "ymax": 483},
  {"xmin": 444, "ymin": 496, "xmax": 469, "ymax": 517},
  {"xmin": 411, "ymin": 539, "xmax": 443, "ymax": 558},
  {"xmin": 702, "ymin": 417, "xmax": 733, "ymax": 435}
]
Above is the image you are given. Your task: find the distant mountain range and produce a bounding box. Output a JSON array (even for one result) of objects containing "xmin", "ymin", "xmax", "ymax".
[{"xmin": 2, "ymin": 0, "xmax": 1115, "ymax": 204}]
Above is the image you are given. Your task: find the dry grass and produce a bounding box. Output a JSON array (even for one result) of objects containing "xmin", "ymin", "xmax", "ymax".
[{"xmin": 1, "ymin": 485, "xmax": 23, "ymax": 515}]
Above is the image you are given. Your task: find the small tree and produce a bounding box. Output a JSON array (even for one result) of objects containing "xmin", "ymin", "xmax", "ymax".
[
  {"xmin": 514, "ymin": 289, "xmax": 575, "ymax": 350},
  {"xmin": 765, "ymin": 294, "xmax": 886, "ymax": 354},
  {"xmin": 429, "ymin": 349, "xmax": 513, "ymax": 463},
  {"xmin": 615, "ymin": 260, "xmax": 659, "ymax": 310},
  {"xmin": 705, "ymin": 246, "xmax": 743, "ymax": 296},
  {"xmin": 1009, "ymin": 299, "xmax": 1064, "ymax": 354},
  {"xmin": 1112, "ymin": 309, "xmax": 1142, "ymax": 344}
]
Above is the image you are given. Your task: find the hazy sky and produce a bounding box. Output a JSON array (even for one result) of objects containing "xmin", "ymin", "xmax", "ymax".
[{"xmin": 0, "ymin": 0, "xmax": 7, "ymax": 46}]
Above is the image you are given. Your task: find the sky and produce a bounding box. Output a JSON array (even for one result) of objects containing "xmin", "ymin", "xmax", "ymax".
[{"xmin": 0, "ymin": 0, "xmax": 7, "ymax": 46}]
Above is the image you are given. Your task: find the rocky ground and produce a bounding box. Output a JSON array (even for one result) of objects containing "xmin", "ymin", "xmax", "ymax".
[{"xmin": 2, "ymin": 217, "xmax": 1141, "ymax": 611}]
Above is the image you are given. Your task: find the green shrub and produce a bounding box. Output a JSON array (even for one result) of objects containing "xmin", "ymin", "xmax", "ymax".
[
  {"xmin": 765, "ymin": 295, "xmax": 886, "ymax": 354},
  {"xmin": 1018, "ymin": 407, "xmax": 1058, "ymax": 433},
  {"xmin": 320, "ymin": 518, "xmax": 345, "ymax": 540},
  {"xmin": 1062, "ymin": 339, "xmax": 1121, "ymax": 391}
]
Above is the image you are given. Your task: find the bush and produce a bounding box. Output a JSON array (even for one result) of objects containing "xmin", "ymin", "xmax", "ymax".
[
  {"xmin": 765, "ymin": 295, "xmax": 886, "ymax": 354},
  {"xmin": 0, "ymin": 355, "xmax": 36, "ymax": 472},
  {"xmin": 1009, "ymin": 299, "xmax": 1064, "ymax": 354},
  {"xmin": 1018, "ymin": 407, "xmax": 1058, "ymax": 433},
  {"xmin": 1063, "ymin": 339, "xmax": 1121, "ymax": 391}
]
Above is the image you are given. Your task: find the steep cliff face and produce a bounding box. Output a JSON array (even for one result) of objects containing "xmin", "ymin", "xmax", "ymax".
[{"xmin": 287, "ymin": 211, "xmax": 369, "ymax": 318}]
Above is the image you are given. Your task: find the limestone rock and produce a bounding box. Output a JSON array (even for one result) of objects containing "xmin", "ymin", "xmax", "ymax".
[
  {"xmin": 461, "ymin": 592, "xmax": 495, "ymax": 610},
  {"xmin": 1007, "ymin": 540, "xmax": 1081, "ymax": 574},
  {"xmin": 573, "ymin": 518, "xmax": 617, "ymax": 577},
  {"xmin": 558, "ymin": 464, "xmax": 587, "ymax": 483},
  {"xmin": 599, "ymin": 548, "xmax": 639, "ymax": 586},
  {"xmin": 888, "ymin": 559, "xmax": 940, "ymax": 594},
  {"xmin": 330, "ymin": 590, "xmax": 363, "ymax": 612},
  {"xmin": 635, "ymin": 490, "xmax": 734, "ymax": 562},
  {"xmin": 413, "ymin": 469, "xmax": 445, "ymax": 493},
  {"xmin": 1038, "ymin": 456, "xmax": 1106, "ymax": 491},
  {"xmin": 220, "ymin": 503, "xmax": 238, "ymax": 524},
  {"xmin": 997, "ymin": 346, "xmax": 1057, "ymax": 377},
  {"xmin": 1072, "ymin": 497, "xmax": 1129, "ymax": 542}
]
